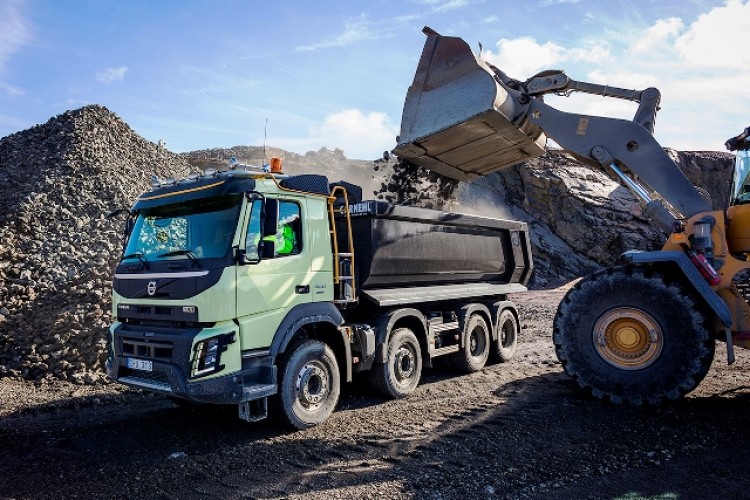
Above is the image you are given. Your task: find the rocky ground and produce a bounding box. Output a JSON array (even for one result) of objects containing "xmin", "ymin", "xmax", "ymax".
[{"xmin": 2, "ymin": 286, "xmax": 750, "ymax": 499}]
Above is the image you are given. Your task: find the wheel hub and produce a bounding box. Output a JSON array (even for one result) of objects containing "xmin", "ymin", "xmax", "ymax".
[
  {"xmin": 593, "ymin": 307, "xmax": 663, "ymax": 370},
  {"xmin": 296, "ymin": 361, "xmax": 329, "ymax": 407},
  {"xmin": 469, "ymin": 326, "xmax": 485, "ymax": 357},
  {"xmin": 394, "ymin": 346, "xmax": 414, "ymax": 381}
]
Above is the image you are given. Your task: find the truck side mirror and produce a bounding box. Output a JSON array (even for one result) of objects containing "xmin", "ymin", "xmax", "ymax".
[
  {"xmin": 263, "ymin": 198, "xmax": 279, "ymax": 238},
  {"xmin": 260, "ymin": 239, "xmax": 275, "ymax": 258}
]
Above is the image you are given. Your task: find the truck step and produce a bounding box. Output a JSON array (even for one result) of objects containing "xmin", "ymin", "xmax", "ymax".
[
  {"xmin": 118, "ymin": 375, "xmax": 172, "ymax": 392},
  {"xmin": 239, "ymin": 398, "xmax": 268, "ymax": 422},
  {"xmin": 433, "ymin": 345, "xmax": 460, "ymax": 357}
]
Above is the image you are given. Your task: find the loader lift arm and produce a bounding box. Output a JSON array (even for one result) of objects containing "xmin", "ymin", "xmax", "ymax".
[{"xmin": 394, "ymin": 27, "xmax": 711, "ymax": 224}]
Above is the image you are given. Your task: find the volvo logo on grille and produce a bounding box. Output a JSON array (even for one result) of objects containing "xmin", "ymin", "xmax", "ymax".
[{"xmin": 147, "ymin": 281, "xmax": 157, "ymax": 296}]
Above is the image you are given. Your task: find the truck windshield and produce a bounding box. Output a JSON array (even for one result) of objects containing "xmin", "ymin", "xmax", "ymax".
[{"xmin": 123, "ymin": 195, "xmax": 242, "ymax": 261}]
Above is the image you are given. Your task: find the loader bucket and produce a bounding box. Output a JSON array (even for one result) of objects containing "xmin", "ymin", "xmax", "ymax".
[{"xmin": 394, "ymin": 28, "xmax": 546, "ymax": 181}]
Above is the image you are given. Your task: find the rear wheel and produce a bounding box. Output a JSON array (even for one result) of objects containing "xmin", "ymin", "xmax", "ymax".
[
  {"xmin": 553, "ymin": 266, "xmax": 715, "ymax": 405},
  {"xmin": 278, "ymin": 340, "xmax": 340, "ymax": 429},
  {"xmin": 492, "ymin": 309, "xmax": 518, "ymax": 362},
  {"xmin": 452, "ymin": 314, "xmax": 490, "ymax": 373},
  {"xmin": 369, "ymin": 328, "xmax": 422, "ymax": 398}
]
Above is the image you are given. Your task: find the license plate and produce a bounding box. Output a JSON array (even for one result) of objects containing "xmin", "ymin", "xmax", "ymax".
[{"xmin": 127, "ymin": 358, "xmax": 153, "ymax": 372}]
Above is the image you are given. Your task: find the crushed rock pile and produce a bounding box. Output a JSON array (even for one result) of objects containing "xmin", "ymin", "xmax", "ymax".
[{"xmin": 0, "ymin": 106, "xmax": 191, "ymax": 383}]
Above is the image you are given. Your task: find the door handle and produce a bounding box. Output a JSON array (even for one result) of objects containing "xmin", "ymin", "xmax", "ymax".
[{"xmin": 295, "ymin": 285, "xmax": 310, "ymax": 294}]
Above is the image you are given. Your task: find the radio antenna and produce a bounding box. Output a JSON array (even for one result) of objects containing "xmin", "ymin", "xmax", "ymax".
[{"xmin": 263, "ymin": 118, "xmax": 268, "ymax": 171}]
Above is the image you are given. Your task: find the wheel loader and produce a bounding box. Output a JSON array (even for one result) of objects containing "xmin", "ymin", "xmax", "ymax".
[{"xmin": 394, "ymin": 27, "xmax": 750, "ymax": 405}]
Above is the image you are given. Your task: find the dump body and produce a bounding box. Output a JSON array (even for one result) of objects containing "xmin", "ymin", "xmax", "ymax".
[{"xmin": 336, "ymin": 200, "xmax": 532, "ymax": 292}]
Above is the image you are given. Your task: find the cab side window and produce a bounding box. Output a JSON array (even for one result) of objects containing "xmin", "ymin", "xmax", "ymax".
[
  {"xmin": 275, "ymin": 201, "xmax": 302, "ymax": 256},
  {"xmin": 244, "ymin": 199, "xmax": 302, "ymax": 259}
]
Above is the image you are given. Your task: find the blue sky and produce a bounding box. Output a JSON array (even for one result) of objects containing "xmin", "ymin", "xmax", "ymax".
[{"xmin": 1, "ymin": 0, "xmax": 748, "ymax": 159}]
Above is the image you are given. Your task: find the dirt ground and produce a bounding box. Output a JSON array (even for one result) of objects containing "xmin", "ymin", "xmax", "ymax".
[{"xmin": 2, "ymin": 286, "xmax": 750, "ymax": 500}]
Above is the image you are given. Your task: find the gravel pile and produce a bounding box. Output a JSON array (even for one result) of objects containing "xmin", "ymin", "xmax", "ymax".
[{"xmin": 0, "ymin": 106, "xmax": 191, "ymax": 383}]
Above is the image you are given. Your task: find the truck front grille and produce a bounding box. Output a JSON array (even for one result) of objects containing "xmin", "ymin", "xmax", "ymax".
[{"xmin": 122, "ymin": 338, "xmax": 173, "ymax": 361}]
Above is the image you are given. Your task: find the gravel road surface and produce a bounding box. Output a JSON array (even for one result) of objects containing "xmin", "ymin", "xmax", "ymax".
[{"xmin": 2, "ymin": 286, "xmax": 750, "ymax": 499}]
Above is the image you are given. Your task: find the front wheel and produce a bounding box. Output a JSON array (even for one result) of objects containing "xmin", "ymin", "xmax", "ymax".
[
  {"xmin": 278, "ymin": 340, "xmax": 340, "ymax": 429},
  {"xmin": 553, "ymin": 266, "xmax": 715, "ymax": 405}
]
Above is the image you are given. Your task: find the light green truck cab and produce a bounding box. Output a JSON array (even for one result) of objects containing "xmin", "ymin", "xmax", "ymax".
[
  {"xmin": 108, "ymin": 163, "xmax": 530, "ymax": 429},
  {"xmin": 107, "ymin": 168, "xmax": 351, "ymax": 428}
]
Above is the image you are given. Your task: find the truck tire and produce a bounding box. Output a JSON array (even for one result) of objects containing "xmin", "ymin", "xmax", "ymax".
[
  {"xmin": 493, "ymin": 309, "xmax": 518, "ymax": 362},
  {"xmin": 453, "ymin": 314, "xmax": 490, "ymax": 373},
  {"xmin": 369, "ymin": 327, "xmax": 422, "ymax": 398},
  {"xmin": 278, "ymin": 339, "xmax": 340, "ymax": 429},
  {"xmin": 553, "ymin": 266, "xmax": 715, "ymax": 405}
]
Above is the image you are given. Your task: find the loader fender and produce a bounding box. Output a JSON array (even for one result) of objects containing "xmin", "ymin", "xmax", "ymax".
[{"xmin": 621, "ymin": 251, "xmax": 731, "ymax": 327}]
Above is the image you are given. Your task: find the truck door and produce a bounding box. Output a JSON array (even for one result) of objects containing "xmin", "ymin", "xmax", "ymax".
[{"xmin": 236, "ymin": 196, "xmax": 313, "ymax": 350}]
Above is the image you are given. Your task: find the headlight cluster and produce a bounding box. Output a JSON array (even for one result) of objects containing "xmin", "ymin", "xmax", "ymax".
[{"xmin": 191, "ymin": 333, "xmax": 234, "ymax": 378}]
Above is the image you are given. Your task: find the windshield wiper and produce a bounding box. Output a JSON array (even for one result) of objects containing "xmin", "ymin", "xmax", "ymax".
[
  {"xmin": 157, "ymin": 249, "xmax": 201, "ymax": 268},
  {"xmin": 122, "ymin": 252, "xmax": 150, "ymax": 269}
]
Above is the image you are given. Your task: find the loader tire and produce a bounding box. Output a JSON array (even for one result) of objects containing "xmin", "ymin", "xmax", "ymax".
[
  {"xmin": 452, "ymin": 314, "xmax": 490, "ymax": 373},
  {"xmin": 553, "ymin": 266, "xmax": 714, "ymax": 405},
  {"xmin": 277, "ymin": 340, "xmax": 340, "ymax": 429},
  {"xmin": 369, "ymin": 328, "xmax": 422, "ymax": 399}
]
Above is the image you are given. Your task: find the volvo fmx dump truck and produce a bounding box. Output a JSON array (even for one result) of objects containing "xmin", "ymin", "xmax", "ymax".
[
  {"xmin": 394, "ymin": 27, "xmax": 750, "ymax": 405},
  {"xmin": 106, "ymin": 161, "xmax": 532, "ymax": 428}
]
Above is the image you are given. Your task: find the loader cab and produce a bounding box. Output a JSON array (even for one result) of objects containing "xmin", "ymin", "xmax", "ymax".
[{"xmin": 730, "ymin": 149, "xmax": 750, "ymax": 205}]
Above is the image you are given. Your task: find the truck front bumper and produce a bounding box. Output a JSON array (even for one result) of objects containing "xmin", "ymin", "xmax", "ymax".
[
  {"xmin": 107, "ymin": 321, "xmax": 277, "ymax": 404},
  {"xmin": 106, "ymin": 356, "xmax": 277, "ymax": 404}
]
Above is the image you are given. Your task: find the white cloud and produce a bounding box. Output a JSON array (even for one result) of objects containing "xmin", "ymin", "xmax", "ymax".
[
  {"xmin": 0, "ymin": 0, "xmax": 30, "ymax": 96},
  {"xmin": 0, "ymin": 81, "xmax": 24, "ymax": 96},
  {"xmin": 96, "ymin": 66, "xmax": 128, "ymax": 84},
  {"xmin": 271, "ymin": 108, "xmax": 398, "ymax": 159},
  {"xmin": 483, "ymin": 37, "xmax": 609, "ymax": 79},
  {"xmin": 539, "ymin": 0, "xmax": 582, "ymax": 6},
  {"xmin": 426, "ymin": 0, "xmax": 469, "ymax": 13},
  {"xmin": 631, "ymin": 17, "xmax": 683, "ymax": 54},
  {"xmin": 0, "ymin": 0, "xmax": 30, "ymax": 69},
  {"xmin": 675, "ymin": 0, "xmax": 750, "ymax": 67},
  {"xmin": 484, "ymin": 37, "xmax": 566, "ymax": 78},
  {"xmin": 296, "ymin": 15, "xmax": 379, "ymax": 52},
  {"xmin": 482, "ymin": 1, "xmax": 750, "ymax": 151}
]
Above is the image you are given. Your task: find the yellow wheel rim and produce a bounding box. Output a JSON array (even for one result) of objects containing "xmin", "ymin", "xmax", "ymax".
[{"xmin": 593, "ymin": 307, "xmax": 663, "ymax": 370}]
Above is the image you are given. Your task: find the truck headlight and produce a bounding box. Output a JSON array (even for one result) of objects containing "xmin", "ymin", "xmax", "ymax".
[{"xmin": 191, "ymin": 334, "xmax": 233, "ymax": 378}]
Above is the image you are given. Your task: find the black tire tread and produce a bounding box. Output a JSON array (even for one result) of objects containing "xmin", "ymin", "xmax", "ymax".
[
  {"xmin": 369, "ymin": 328, "xmax": 422, "ymax": 399},
  {"xmin": 452, "ymin": 314, "xmax": 491, "ymax": 373},
  {"xmin": 553, "ymin": 265, "xmax": 714, "ymax": 405}
]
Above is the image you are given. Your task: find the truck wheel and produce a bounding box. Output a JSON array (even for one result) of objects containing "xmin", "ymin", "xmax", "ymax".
[
  {"xmin": 369, "ymin": 327, "xmax": 422, "ymax": 398},
  {"xmin": 553, "ymin": 266, "xmax": 715, "ymax": 405},
  {"xmin": 453, "ymin": 314, "xmax": 490, "ymax": 373},
  {"xmin": 493, "ymin": 309, "xmax": 518, "ymax": 362},
  {"xmin": 278, "ymin": 339, "xmax": 340, "ymax": 429}
]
